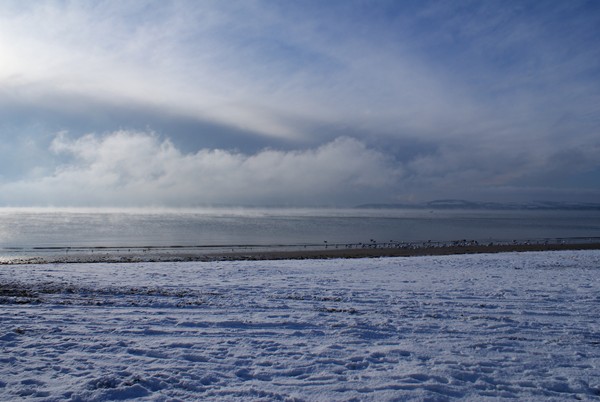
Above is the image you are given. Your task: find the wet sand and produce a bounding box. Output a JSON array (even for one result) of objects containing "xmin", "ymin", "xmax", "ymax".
[
  {"xmin": 3, "ymin": 241, "xmax": 600, "ymax": 264},
  {"xmin": 215, "ymin": 242, "xmax": 600, "ymax": 260}
]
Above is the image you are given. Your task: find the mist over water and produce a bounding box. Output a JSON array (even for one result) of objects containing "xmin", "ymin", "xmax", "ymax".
[{"xmin": 0, "ymin": 208, "xmax": 599, "ymax": 251}]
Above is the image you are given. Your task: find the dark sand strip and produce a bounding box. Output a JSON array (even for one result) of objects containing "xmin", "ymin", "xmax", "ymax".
[
  {"xmin": 213, "ymin": 242, "xmax": 600, "ymax": 261},
  {"xmin": 3, "ymin": 242, "xmax": 599, "ymax": 265}
]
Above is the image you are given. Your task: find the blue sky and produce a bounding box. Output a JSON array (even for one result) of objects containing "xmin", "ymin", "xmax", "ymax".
[{"xmin": 0, "ymin": 0, "xmax": 598, "ymax": 206}]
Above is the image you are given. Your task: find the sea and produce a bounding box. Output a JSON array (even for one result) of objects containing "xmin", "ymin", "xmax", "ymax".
[{"xmin": 0, "ymin": 207, "xmax": 599, "ymax": 260}]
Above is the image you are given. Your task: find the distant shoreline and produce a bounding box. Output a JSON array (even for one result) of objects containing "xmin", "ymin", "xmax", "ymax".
[{"xmin": 2, "ymin": 241, "xmax": 599, "ymax": 265}]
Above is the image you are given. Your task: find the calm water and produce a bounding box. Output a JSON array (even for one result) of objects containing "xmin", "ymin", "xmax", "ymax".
[{"xmin": 0, "ymin": 208, "xmax": 599, "ymax": 252}]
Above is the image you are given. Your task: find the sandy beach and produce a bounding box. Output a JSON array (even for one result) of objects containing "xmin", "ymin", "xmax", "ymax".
[
  {"xmin": 3, "ymin": 240, "xmax": 600, "ymax": 265},
  {"xmin": 211, "ymin": 241, "xmax": 600, "ymax": 261}
]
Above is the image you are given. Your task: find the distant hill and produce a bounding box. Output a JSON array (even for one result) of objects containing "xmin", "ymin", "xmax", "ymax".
[{"xmin": 356, "ymin": 199, "xmax": 600, "ymax": 210}]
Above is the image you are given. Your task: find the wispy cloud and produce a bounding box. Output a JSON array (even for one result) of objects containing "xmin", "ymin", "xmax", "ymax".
[
  {"xmin": 0, "ymin": 2, "xmax": 309, "ymax": 140},
  {"xmin": 0, "ymin": 1, "xmax": 493, "ymax": 142}
]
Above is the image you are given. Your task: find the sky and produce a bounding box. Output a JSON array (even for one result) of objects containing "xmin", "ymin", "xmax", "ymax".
[{"xmin": 0, "ymin": 0, "xmax": 599, "ymax": 207}]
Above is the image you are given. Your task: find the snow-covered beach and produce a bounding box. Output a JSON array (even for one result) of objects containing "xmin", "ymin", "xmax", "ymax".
[{"xmin": 1, "ymin": 250, "xmax": 599, "ymax": 401}]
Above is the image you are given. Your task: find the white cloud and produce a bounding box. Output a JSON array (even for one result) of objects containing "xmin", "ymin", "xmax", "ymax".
[
  {"xmin": 0, "ymin": 2, "xmax": 598, "ymax": 204},
  {"xmin": 0, "ymin": 1, "xmax": 490, "ymax": 143},
  {"xmin": 0, "ymin": 131, "xmax": 403, "ymax": 206},
  {"xmin": 0, "ymin": 2, "xmax": 305, "ymax": 140},
  {"xmin": 1, "ymin": 129, "xmax": 598, "ymax": 206}
]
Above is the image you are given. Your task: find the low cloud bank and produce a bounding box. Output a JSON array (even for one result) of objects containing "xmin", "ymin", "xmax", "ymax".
[
  {"xmin": 2, "ymin": 130, "xmax": 598, "ymax": 207},
  {"xmin": 1, "ymin": 131, "xmax": 402, "ymax": 207}
]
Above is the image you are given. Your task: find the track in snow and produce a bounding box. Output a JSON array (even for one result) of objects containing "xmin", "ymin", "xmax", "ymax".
[{"xmin": 1, "ymin": 251, "xmax": 599, "ymax": 400}]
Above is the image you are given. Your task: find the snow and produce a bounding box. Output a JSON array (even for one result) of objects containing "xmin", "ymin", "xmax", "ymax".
[{"xmin": 1, "ymin": 250, "xmax": 599, "ymax": 401}]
